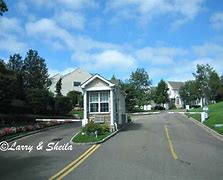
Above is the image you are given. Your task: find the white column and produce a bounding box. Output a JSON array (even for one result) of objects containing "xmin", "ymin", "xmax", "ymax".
[
  {"xmin": 82, "ymin": 90, "xmax": 88, "ymax": 127},
  {"xmin": 110, "ymin": 89, "xmax": 114, "ymax": 126}
]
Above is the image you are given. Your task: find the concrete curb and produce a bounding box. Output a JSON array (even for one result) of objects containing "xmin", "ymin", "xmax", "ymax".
[
  {"xmin": 2, "ymin": 123, "xmax": 73, "ymax": 143},
  {"xmin": 70, "ymin": 122, "xmax": 133, "ymax": 145},
  {"xmin": 182, "ymin": 114, "xmax": 223, "ymax": 142},
  {"xmin": 131, "ymin": 111, "xmax": 161, "ymax": 115}
]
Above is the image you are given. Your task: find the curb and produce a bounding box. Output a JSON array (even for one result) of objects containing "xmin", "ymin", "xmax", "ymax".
[
  {"xmin": 182, "ymin": 114, "xmax": 223, "ymax": 142},
  {"xmin": 70, "ymin": 122, "xmax": 133, "ymax": 145},
  {"xmin": 2, "ymin": 123, "xmax": 74, "ymax": 143},
  {"xmin": 131, "ymin": 112, "xmax": 160, "ymax": 115}
]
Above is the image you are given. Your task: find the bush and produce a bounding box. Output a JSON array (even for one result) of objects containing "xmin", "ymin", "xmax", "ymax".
[
  {"xmin": 153, "ymin": 105, "xmax": 165, "ymax": 110},
  {"xmin": 191, "ymin": 105, "xmax": 201, "ymax": 108},
  {"xmin": 54, "ymin": 96, "xmax": 72, "ymax": 115},
  {"xmin": 82, "ymin": 121, "xmax": 110, "ymax": 135}
]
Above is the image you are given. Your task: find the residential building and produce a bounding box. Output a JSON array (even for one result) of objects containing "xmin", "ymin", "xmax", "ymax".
[
  {"xmin": 81, "ymin": 74, "xmax": 127, "ymax": 131},
  {"xmin": 49, "ymin": 68, "xmax": 92, "ymax": 96},
  {"xmin": 167, "ymin": 81, "xmax": 184, "ymax": 109}
]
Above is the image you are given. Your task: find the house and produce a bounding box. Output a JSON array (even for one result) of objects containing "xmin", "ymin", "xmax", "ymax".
[
  {"xmin": 49, "ymin": 68, "xmax": 92, "ymax": 96},
  {"xmin": 167, "ymin": 81, "xmax": 184, "ymax": 109},
  {"xmin": 81, "ymin": 74, "xmax": 127, "ymax": 131}
]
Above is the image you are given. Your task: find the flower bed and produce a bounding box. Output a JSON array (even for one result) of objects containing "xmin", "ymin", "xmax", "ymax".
[{"xmin": 0, "ymin": 121, "xmax": 69, "ymax": 140}]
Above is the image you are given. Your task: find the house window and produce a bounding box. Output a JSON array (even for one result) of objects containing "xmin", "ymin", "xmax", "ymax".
[
  {"xmin": 73, "ymin": 81, "xmax": 81, "ymax": 86},
  {"xmin": 89, "ymin": 92, "xmax": 109, "ymax": 113}
]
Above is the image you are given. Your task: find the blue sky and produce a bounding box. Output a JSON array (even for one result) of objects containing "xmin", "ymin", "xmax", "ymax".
[{"xmin": 1, "ymin": 0, "xmax": 223, "ymax": 85}]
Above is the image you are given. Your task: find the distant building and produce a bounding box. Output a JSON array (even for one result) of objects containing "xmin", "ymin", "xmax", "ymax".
[
  {"xmin": 49, "ymin": 68, "xmax": 92, "ymax": 96},
  {"xmin": 167, "ymin": 81, "xmax": 184, "ymax": 109}
]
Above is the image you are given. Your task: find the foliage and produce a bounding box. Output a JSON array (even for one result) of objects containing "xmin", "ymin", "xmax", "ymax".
[
  {"xmin": 0, "ymin": 0, "xmax": 8, "ymax": 16},
  {"xmin": 82, "ymin": 121, "xmax": 110, "ymax": 135},
  {"xmin": 179, "ymin": 80, "xmax": 200, "ymax": 105},
  {"xmin": 55, "ymin": 78, "xmax": 62, "ymax": 97},
  {"xmin": 121, "ymin": 68, "xmax": 151, "ymax": 112},
  {"xmin": 54, "ymin": 96, "xmax": 72, "ymax": 115},
  {"xmin": 26, "ymin": 89, "xmax": 54, "ymax": 115},
  {"xmin": 7, "ymin": 54, "xmax": 25, "ymax": 99},
  {"xmin": 154, "ymin": 79, "xmax": 169, "ymax": 105},
  {"xmin": 67, "ymin": 90, "xmax": 83, "ymax": 107},
  {"xmin": 23, "ymin": 49, "xmax": 51, "ymax": 91},
  {"xmin": 0, "ymin": 61, "xmax": 17, "ymax": 113}
]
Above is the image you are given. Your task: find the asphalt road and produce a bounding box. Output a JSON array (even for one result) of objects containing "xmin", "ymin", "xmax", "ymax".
[
  {"xmin": 64, "ymin": 113, "xmax": 223, "ymax": 180},
  {"xmin": 0, "ymin": 113, "xmax": 223, "ymax": 180},
  {"xmin": 0, "ymin": 122, "xmax": 91, "ymax": 180}
]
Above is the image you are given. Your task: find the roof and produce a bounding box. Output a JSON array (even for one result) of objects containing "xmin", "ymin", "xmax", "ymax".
[
  {"xmin": 167, "ymin": 81, "xmax": 184, "ymax": 90},
  {"xmin": 81, "ymin": 74, "xmax": 115, "ymax": 88}
]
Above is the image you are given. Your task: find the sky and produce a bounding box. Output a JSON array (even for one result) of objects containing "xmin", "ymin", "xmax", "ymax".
[{"xmin": 1, "ymin": 0, "xmax": 223, "ymax": 85}]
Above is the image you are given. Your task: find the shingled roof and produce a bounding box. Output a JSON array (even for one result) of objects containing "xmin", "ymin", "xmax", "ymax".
[{"xmin": 167, "ymin": 81, "xmax": 184, "ymax": 90}]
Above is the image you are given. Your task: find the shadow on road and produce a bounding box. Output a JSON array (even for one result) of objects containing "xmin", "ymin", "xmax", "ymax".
[{"xmin": 121, "ymin": 122, "xmax": 143, "ymax": 132}]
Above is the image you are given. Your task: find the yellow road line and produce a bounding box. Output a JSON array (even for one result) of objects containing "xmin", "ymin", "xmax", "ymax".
[
  {"xmin": 165, "ymin": 125, "xmax": 178, "ymax": 160},
  {"xmin": 49, "ymin": 144, "xmax": 99, "ymax": 180},
  {"xmin": 58, "ymin": 144, "xmax": 101, "ymax": 179}
]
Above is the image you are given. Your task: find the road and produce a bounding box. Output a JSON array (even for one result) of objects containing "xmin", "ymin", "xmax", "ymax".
[{"xmin": 0, "ymin": 113, "xmax": 223, "ymax": 180}]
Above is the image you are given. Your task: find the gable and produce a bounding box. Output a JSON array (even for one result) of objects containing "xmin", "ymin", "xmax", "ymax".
[{"xmin": 86, "ymin": 77, "xmax": 110, "ymax": 89}]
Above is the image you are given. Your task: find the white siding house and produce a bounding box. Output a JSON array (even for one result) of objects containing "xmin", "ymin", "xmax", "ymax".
[
  {"xmin": 49, "ymin": 68, "xmax": 92, "ymax": 96},
  {"xmin": 167, "ymin": 81, "xmax": 184, "ymax": 109},
  {"xmin": 81, "ymin": 74, "xmax": 127, "ymax": 131}
]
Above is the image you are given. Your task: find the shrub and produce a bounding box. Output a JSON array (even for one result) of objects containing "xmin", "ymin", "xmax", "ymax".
[
  {"xmin": 153, "ymin": 105, "xmax": 165, "ymax": 110},
  {"xmin": 82, "ymin": 121, "xmax": 109, "ymax": 135}
]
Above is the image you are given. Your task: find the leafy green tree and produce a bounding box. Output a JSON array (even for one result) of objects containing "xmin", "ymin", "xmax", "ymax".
[
  {"xmin": 128, "ymin": 68, "xmax": 151, "ymax": 108},
  {"xmin": 55, "ymin": 78, "xmax": 62, "ymax": 97},
  {"xmin": 26, "ymin": 89, "xmax": 54, "ymax": 115},
  {"xmin": 179, "ymin": 80, "xmax": 200, "ymax": 105},
  {"xmin": 0, "ymin": 0, "xmax": 8, "ymax": 16},
  {"xmin": 54, "ymin": 96, "xmax": 72, "ymax": 115},
  {"xmin": 23, "ymin": 49, "xmax": 51, "ymax": 91},
  {"xmin": 193, "ymin": 64, "xmax": 222, "ymax": 103},
  {"xmin": 7, "ymin": 54, "xmax": 25, "ymax": 99},
  {"xmin": 0, "ymin": 60, "xmax": 16, "ymax": 113},
  {"xmin": 67, "ymin": 91, "xmax": 83, "ymax": 107},
  {"xmin": 154, "ymin": 79, "xmax": 169, "ymax": 105}
]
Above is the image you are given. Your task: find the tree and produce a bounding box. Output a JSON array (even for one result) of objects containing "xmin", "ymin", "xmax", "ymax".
[
  {"xmin": 67, "ymin": 91, "xmax": 83, "ymax": 107},
  {"xmin": 154, "ymin": 79, "xmax": 169, "ymax": 105},
  {"xmin": 23, "ymin": 49, "xmax": 51, "ymax": 91},
  {"xmin": 193, "ymin": 64, "xmax": 221, "ymax": 103},
  {"xmin": 0, "ymin": 60, "xmax": 16, "ymax": 113},
  {"xmin": 54, "ymin": 96, "xmax": 72, "ymax": 115},
  {"xmin": 0, "ymin": 0, "xmax": 8, "ymax": 16},
  {"xmin": 26, "ymin": 89, "xmax": 54, "ymax": 115},
  {"xmin": 179, "ymin": 80, "xmax": 200, "ymax": 106},
  {"xmin": 55, "ymin": 78, "xmax": 62, "ymax": 97},
  {"xmin": 128, "ymin": 68, "xmax": 151, "ymax": 109},
  {"xmin": 7, "ymin": 54, "xmax": 25, "ymax": 99}
]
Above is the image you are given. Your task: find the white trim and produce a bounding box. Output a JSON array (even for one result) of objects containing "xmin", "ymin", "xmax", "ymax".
[
  {"xmin": 89, "ymin": 91, "xmax": 109, "ymax": 113},
  {"xmin": 86, "ymin": 86, "xmax": 112, "ymax": 91},
  {"xmin": 81, "ymin": 74, "xmax": 115, "ymax": 88},
  {"xmin": 110, "ymin": 89, "xmax": 114, "ymax": 126}
]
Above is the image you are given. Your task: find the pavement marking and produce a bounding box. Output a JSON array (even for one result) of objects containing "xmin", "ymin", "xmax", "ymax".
[
  {"xmin": 49, "ymin": 144, "xmax": 100, "ymax": 180},
  {"xmin": 58, "ymin": 144, "xmax": 101, "ymax": 179},
  {"xmin": 165, "ymin": 125, "xmax": 178, "ymax": 160}
]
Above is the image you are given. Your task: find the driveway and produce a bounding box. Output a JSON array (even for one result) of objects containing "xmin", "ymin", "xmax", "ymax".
[
  {"xmin": 0, "ymin": 113, "xmax": 223, "ymax": 180},
  {"xmin": 64, "ymin": 113, "xmax": 223, "ymax": 180}
]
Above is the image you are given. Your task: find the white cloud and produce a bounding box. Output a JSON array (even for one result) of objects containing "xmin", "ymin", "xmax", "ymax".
[
  {"xmin": 106, "ymin": 0, "xmax": 204, "ymax": 27},
  {"xmin": 0, "ymin": 36, "xmax": 27, "ymax": 54},
  {"xmin": 0, "ymin": 17, "xmax": 23, "ymax": 35},
  {"xmin": 25, "ymin": 18, "xmax": 118, "ymax": 52},
  {"xmin": 55, "ymin": 11, "xmax": 85, "ymax": 30},
  {"xmin": 72, "ymin": 50, "xmax": 136, "ymax": 71},
  {"xmin": 56, "ymin": 0, "xmax": 98, "ymax": 10},
  {"xmin": 135, "ymin": 46, "xmax": 187, "ymax": 65},
  {"xmin": 210, "ymin": 12, "xmax": 223, "ymax": 30}
]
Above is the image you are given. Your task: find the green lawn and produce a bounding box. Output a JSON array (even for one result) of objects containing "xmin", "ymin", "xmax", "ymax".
[
  {"xmin": 68, "ymin": 110, "xmax": 83, "ymax": 119},
  {"xmin": 72, "ymin": 132, "xmax": 112, "ymax": 143},
  {"xmin": 189, "ymin": 102, "xmax": 223, "ymax": 134}
]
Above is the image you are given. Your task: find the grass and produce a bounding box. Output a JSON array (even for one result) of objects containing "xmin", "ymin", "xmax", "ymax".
[
  {"xmin": 189, "ymin": 101, "xmax": 223, "ymax": 134},
  {"xmin": 72, "ymin": 132, "xmax": 112, "ymax": 143},
  {"xmin": 68, "ymin": 110, "xmax": 83, "ymax": 119}
]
